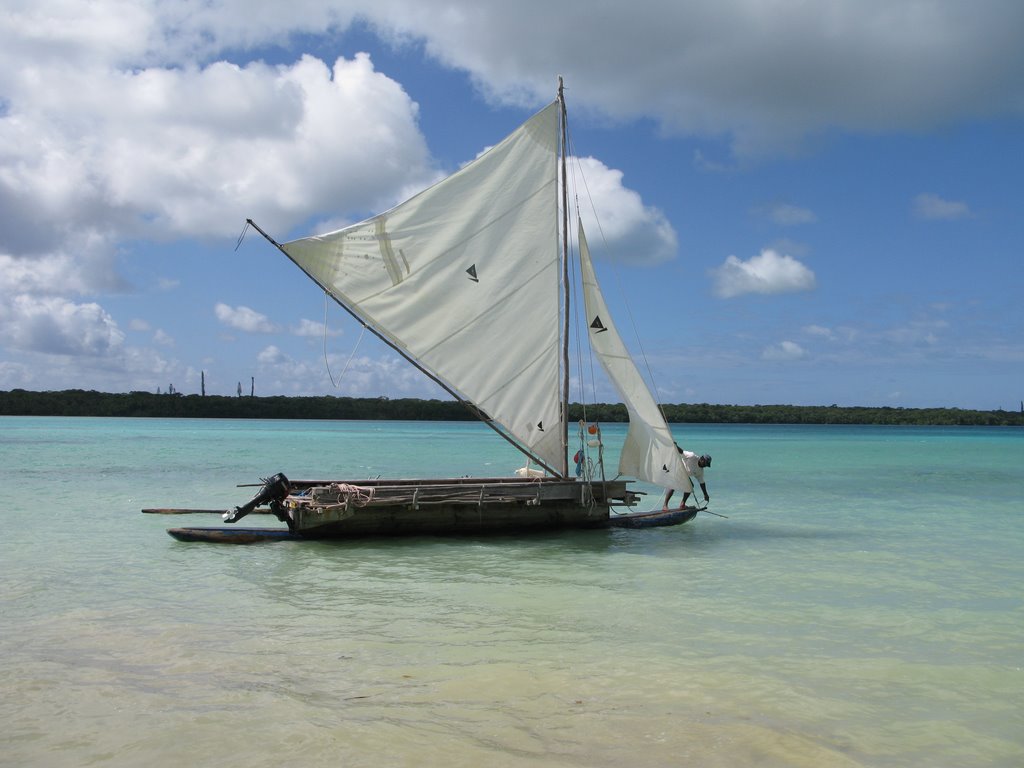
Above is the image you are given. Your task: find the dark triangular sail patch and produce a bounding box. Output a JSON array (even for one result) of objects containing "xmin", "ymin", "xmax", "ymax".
[
  {"xmin": 590, "ymin": 315, "xmax": 608, "ymax": 333},
  {"xmin": 662, "ymin": 464, "xmax": 669, "ymax": 472},
  {"xmin": 466, "ymin": 264, "xmax": 479, "ymax": 282},
  {"xmin": 536, "ymin": 421, "xmax": 545, "ymax": 432}
]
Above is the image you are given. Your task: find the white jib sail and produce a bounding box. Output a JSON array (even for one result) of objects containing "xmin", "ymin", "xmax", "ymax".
[
  {"xmin": 281, "ymin": 102, "xmax": 564, "ymax": 471},
  {"xmin": 578, "ymin": 222, "xmax": 693, "ymax": 492}
]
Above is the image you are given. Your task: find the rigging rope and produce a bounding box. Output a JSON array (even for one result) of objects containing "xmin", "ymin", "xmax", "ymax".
[
  {"xmin": 562, "ymin": 130, "xmax": 610, "ymax": 486},
  {"xmin": 563, "ymin": 130, "xmax": 601, "ymax": 422},
  {"xmin": 234, "ymin": 220, "xmax": 251, "ymax": 251},
  {"xmin": 323, "ymin": 291, "xmax": 367, "ymax": 389}
]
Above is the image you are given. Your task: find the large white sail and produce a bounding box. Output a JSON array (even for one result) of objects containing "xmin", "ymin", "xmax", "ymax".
[
  {"xmin": 578, "ymin": 222, "xmax": 692, "ymax": 492},
  {"xmin": 282, "ymin": 102, "xmax": 564, "ymax": 471}
]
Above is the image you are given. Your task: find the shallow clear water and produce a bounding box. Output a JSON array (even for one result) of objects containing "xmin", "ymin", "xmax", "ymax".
[{"xmin": 1, "ymin": 417, "xmax": 1021, "ymax": 766}]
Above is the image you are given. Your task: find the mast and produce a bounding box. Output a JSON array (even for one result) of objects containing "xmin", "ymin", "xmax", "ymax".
[{"xmin": 558, "ymin": 77, "xmax": 570, "ymax": 478}]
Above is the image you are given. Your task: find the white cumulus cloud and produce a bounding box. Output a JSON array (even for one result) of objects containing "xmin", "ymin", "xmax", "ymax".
[
  {"xmin": 293, "ymin": 319, "xmax": 344, "ymax": 338},
  {"xmin": 913, "ymin": 193, "xmax": 972, "ymax": 220},
  {"xmin": 215, "ymin": 303, "xmax": 277, "ymax": 333},
  {"xmin": 0, "ymin": 295, "xmax": 125, "ymax": 356},
  {"xmin": 762, "ymin": 340, "xmax": 808, "ymax": 361},
  {"xmin": 803, "ymin": 324, "xmax": 834, "ymax": 339},
  {"xmin": 570, "ymin": 157, "xmax": 678, "ymax": 265},
  {"xmin": 153, "ymin": 329, "xmax": 174, "ymax": 347},
  {"xmin": 359, "ymin": 1, "xmax": 1024, "ymax": 155},
  {"xmin": 0, "ymin": 51, "xmax": 433, "ymax": 251},
  {"xmin": 257, "ymin": 345, "xmax": 290, "ymax": 365},
  {"xmin": 711, "ymin": 249, "xmax": 817, "ymax": 298},
  {"xmin": 763, "ymin": 203, "xmax": 816, "ymax": 225}
]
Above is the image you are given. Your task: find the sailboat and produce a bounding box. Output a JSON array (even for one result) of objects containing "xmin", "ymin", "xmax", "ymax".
[{"xmin": 162, "ymin": 79, "xmax": 698, "ymax": 542}]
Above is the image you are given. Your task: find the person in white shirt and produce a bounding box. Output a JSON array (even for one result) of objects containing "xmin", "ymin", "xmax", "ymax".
[{"xmin": 663, "ymin": 447, "xmax": 711, "ymax": 510}]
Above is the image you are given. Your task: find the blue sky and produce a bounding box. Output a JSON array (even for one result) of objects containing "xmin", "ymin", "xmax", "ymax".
[{"xmin": 1, "ymin": 1, "xmax": 1022, "ymax": 409}]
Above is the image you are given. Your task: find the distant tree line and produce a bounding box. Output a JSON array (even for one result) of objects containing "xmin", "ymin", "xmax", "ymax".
[
  {"xmin": 2, "ymin": 389, "xmax": 1022, "ymax": 426},
  {"xmin": 0, "ymin": 389, "xmax": 475, "ymax": 421}
]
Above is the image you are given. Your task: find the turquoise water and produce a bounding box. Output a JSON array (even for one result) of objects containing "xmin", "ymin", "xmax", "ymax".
[{"xmin": 1, "ymin": 417, "xmax": 1021, "ymax": 767}]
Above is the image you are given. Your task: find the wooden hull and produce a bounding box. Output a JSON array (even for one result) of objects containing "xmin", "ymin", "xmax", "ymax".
[
  {"xmin": 288, "ymin": 477, "xmax": 625, "ymax": 538},
  {"xmin": 157, "ymin": 476, "xmax": 701, "ymax": 542}
]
